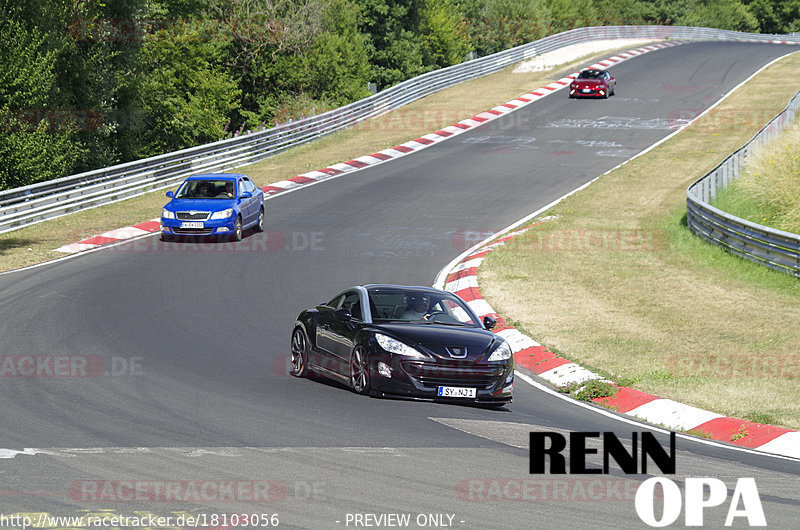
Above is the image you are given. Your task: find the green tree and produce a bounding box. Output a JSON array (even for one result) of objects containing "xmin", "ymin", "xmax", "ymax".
[
  {"xmin": 461, "ymin": 0, "xmax": 552, "ymax": 56},
  {"xmin": 0, "ymin": 8, "xmax": 84, "ymax": 189},
  {"xmin": 214, "ymin": 0, "xmax": 371, "ymax": 127},
  {"xmin": 356, "ymin": 0, "xmax": 427, "ymax": 88},
  {"xmin": 302, "ymin": 0, "xmax": 372, "ymax": 105},
  {"xmin": 593, "ymin": 0, "xmax": 658, "ymax": 25},
  {"xmin": 680, "ymin": 0, "xmax": 759, "ymax": 31},
  {"xmin": 133, "ymin": 25, "xmax": 241, "ymax": 156},
  {"xmin": 744, "ymin": 0, "xmax": 800, "ymax": 33},
  {"xmin": 64, "ymin": 0, "xmax": 150, "ymax": 170},
  {"xmin": 419, "ymin": 0, "xmax": 471, "ymax": 68},
  {"xmin": 545, "ymin": 0, "xmax": 599, "ymax": 32}
]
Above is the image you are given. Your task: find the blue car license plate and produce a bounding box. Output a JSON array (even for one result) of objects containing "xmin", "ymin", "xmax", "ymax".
[
  {"xmin": 438, "ymin": 386, "xmax": 476, "ymax": 398},
  {"xmin": 180, "ymin": 222, "xmax": 204, "ymax": 229}
]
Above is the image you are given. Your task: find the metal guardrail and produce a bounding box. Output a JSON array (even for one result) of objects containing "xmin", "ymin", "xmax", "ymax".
[
  {"xmin": 686, "ymin": 91, "xmax": 800, "ymax": 277},
  {"xmin": 3, "ymin": 25, "xmax": 800, "ymax": 234}
]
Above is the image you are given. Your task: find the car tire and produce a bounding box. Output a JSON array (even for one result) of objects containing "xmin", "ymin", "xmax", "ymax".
[
  {"xmin": 350, "ymin": 345, "xmax": 370, "ymax": 395},
  {"xmin": 254, "ymin": 207, "xmax": 264, "ymax": 233},
  {"xmin": 290, "ymin": 327, "xmax": 310, "ymax": 378},
  {"xmin": 232, "ymin": 215, "xmax": 243, "ymax": 242}
]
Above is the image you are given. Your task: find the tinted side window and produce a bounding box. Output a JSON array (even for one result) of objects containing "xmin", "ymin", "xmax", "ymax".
[
  {"xmin": 325, "ymin": 295, "xmax": 343, "ymax": 308},
  {"xmin": 341, "ymin": 292, "xmax": 362, "ymax": 320}
]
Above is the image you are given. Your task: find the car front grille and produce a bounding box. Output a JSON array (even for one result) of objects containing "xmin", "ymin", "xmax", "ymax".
[
  {"xmin": 172, "ymin": 228, "xmax": 213, "ymax": 235},
  {"xmin": 176, "ymin": 211, "xmax": 210, "ymax": 220},
  {"xmin": 401, "ymin": 360, "xmax": 504, "ymax": 389}
]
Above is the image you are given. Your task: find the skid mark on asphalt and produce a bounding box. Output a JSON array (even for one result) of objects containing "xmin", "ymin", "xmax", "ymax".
[{"xmin": 544, "ymin": 116, "xmax": 691, "ymax": 129}]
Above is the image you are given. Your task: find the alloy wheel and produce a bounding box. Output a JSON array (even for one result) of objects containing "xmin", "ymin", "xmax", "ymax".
[
  {"xmin": 290, "ymin": 328, "xmax": 308, "ymax": 377},
  {"xmin": 350, "ymin": 346, "xmax": 369, "ymax": 394}
]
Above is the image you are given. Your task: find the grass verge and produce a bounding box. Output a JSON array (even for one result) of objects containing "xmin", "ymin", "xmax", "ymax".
[
  {"xmin": 711, "ymin": 118, "xmax": 800, "ymax": 234},
  {"xmin": 480, "ymin": 51, "xmax": 800, "ymax": 429},
  {"xmin": 0, "ymin": 41, "xmax": 658, "ymax": 273}
]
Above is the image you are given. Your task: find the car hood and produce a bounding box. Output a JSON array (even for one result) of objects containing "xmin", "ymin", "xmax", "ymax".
[
  {"xmin": 374, "ymin": 323, "xmax": 499, "ymax": 361},
  {"xmin": 574, "ymin": 79, "xmax": 605, "ymax": 85},
  {"xmin": 164, "ymin": 198, "xmax": 236, "ymax": 211}
]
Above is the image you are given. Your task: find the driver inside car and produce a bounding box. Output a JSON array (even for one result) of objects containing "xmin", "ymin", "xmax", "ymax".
[{"xmin": 401, "ymin": 295, "xmax": 431, "ymax": 320}]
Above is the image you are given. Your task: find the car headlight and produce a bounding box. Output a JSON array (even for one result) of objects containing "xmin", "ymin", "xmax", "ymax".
[
  {"xmin": 375, "ymin": 333, "xmax": 426, "ymax": 358},
  {"xmin": 487, "ymin": 340, "xmax": 512, "ymax": 361},
  {"xmin": 161, "ymin": 209, "xmax": 175, "ymax": 219},
  {"xmin": 210, "ymin": 208, "xmax": 233, "ymax": 220}
]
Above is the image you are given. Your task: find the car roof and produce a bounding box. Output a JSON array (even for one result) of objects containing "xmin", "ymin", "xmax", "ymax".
[
  {"xmin": 361, "ymin": 284, "xmax": 448, "ymax": 295},
  {"xmin": 185, "ymin": 173, "xmax": 246, "ymax": 181}
]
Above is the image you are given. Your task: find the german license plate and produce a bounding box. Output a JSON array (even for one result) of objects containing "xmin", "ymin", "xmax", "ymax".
[
  {"xmin": 437, "ymin": 386, "xmax": 476, "ymax": 398},
  {"xmin": 581, "ymin": 89, "xmax": 591, "ymax": 93},
  {"xmin": 180, "ymin": 222, "xmax": 204, "ymax": 228}
]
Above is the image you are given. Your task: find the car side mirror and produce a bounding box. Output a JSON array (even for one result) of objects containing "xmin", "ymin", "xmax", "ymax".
[
  {"xmin": 165, "ymin": 191, "xmax": 174, "ymax": 198},
  {"xmin": 334, "ymin": 308, "xmax": 352, "ymax": 322},
  {"xmin": 483, "ymin": 315, "xmax": 497, "ymax": 330},
  {"xmin": 240, "ymin": 191, "xmax": 252, "ymax": 199}
]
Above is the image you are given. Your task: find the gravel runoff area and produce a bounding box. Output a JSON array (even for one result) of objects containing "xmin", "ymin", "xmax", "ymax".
[{"xmin": 513, "ymin": 38, "xmax": 663, "ymax": 73}]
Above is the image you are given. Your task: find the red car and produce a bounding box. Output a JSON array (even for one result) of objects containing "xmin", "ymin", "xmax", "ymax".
[{"xmin": 569, "ymin": 68, "xmax": 616, "ymax": 98}]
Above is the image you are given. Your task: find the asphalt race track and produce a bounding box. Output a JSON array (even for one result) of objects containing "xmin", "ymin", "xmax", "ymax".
[{"xmin": 1, "ymin": 42, "xmax": 799, "ymax": 528}]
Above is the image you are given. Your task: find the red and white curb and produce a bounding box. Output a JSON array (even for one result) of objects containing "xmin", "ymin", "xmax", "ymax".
[
  {"xmin": 437, "ymin": 226, "xmax": 800, "ymax": 459},
  {"xmin": 55, "ymin": 220, "xmax": 161, "ymax": 253},
  {"xmin": 54, "ymin": 42, "xmax": 680, "ymax": 254}
]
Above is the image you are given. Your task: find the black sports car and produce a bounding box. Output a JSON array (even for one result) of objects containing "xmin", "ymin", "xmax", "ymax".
[{"xmin": 290, "ymin": 285, "xmax": 514, "ymax": 405}]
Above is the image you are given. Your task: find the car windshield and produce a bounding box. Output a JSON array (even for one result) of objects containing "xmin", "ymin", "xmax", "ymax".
[
  {"xmin": 175, "ymin": 179, "xmax": 235, "ymax": 199},
  {"xmin": 577, "ymin": 70, "xmax": 603, "ymax": 79},
  {"xmin": 368, "ymin": 288, "xmax": 480, "ymax": 326}
]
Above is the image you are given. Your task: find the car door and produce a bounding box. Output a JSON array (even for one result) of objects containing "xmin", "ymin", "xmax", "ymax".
[
  {"xmin": 237, "ymin": 178, "xmax": 254, "ymax": 225},
  {"xmin": 244, "ymin": 177, "xmax": 260, "ymax": 223},
  {"xmin": 314, "ymin": 291, "xmax": 362, "ymax": 376},
  {"xmin": 605, "ymin": 71, "xmax": 615, "ymax": 91},
  {"xmin": 326, "ymin": 291, "xmax": 363, "ymax": 373},
  {"xmin": 314, "ymin": 293, "xmax": 341, "ymax": 359}
]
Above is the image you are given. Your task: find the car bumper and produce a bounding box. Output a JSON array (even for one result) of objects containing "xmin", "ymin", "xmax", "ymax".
[
  {"xmin": 569, "ymin": 88, "xmax": 607, "ymax": 97},
  {"xmin": 369, "ymin": 351, "xmax": 514, "ymax": 403},
  {"xmin": 160, "ymin": 217, "xmax": 236, "ymax": 236}
]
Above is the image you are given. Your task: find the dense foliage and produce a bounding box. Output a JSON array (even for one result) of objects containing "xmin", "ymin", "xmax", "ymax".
[{"xmin": 1, "ymin": 0, "xmax": 797, "ymax": 189}]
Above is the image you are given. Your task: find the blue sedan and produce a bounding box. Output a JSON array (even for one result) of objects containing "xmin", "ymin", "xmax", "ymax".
[{"xmin": 160, "ymin": 173, "xmax": 265, "ymax": 241}]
